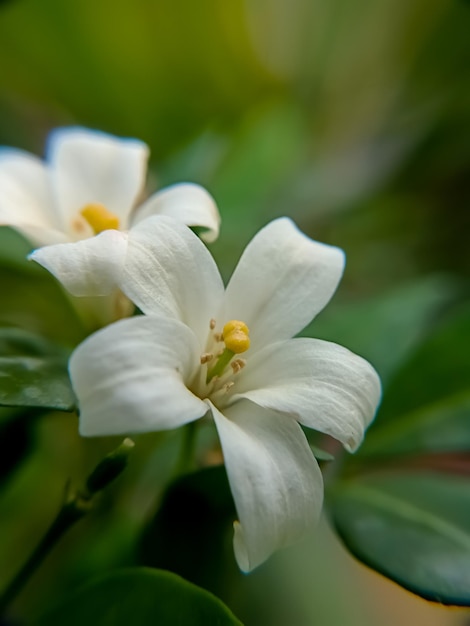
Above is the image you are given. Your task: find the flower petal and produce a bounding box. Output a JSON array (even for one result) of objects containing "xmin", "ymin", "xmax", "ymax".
[
  {"xmin": 132, "ymin": 183, "xmax": 220, "ymax": 243},
  {"xmin": 48, "ymin": 127, "xmax": 149, "ymax": 229},
  {"xmin": 70, "ymin": 315, "xmax": 208, "ymax": 436},
  {"xmin": 29, "ymin": 229, "xmax": 129, "ymax": 296},
  {"xmin": 121, "ymin": 215, "xmax": 224, "ymax": 343},
  {"xmin": 210, "ymin": 399, "xmax": 323, "ymax": 572},
  {"xmin": 0, "ymin": 149, "xmax": 68, "ymax": 245},
  {"xmin": 233, "ymin": 338, "xmax": 382, "ymax": 452},
  {"xmin": 223, "ymin": 218, "xmax": 345, "ymax": 350}
]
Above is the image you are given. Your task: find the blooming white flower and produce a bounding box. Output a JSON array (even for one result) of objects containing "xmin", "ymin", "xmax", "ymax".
[
  {"xmin": 0, "ymin": 127, "xmax": 220, "ymax": 318},
  {"xmin": 70, "ymin": 216, "xmax": 381, "ymax": 572}
]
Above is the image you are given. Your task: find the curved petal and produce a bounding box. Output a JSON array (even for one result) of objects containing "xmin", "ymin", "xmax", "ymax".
[
  {"xmin": 210, "ymin": 399, "xmax": 323, "ymax": 572},
  {"xmin": 48, "ymin": 127, "xmax": 149, "ymax": 229},
  {"xmin": 132, "ymin": 183, "xmax": 220, "ymax": 243},
  {"xmin": 29, "ymin": 229, "xmax": 129, "ymax": 297},
  {"xmin": 121, "ymin": 215, "xmax": 224, "ymax": 344},
  {"xmin": 222, "ymin": 218, "xmax": 345, "ymax": 351},
  {"xmin": 0, "ymin": 149, "xmax": 68, "ymax": 245},
  {"xmin": 232, "ymin": 338, "xmax": 382, "ymax": 452},
  {"xmin": 70, "ymin": 315, "xmax": 208, "ymax": 436}
]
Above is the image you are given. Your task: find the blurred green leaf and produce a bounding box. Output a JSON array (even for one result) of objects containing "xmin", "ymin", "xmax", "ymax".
[
  {"xmin": 302, "ymin": 275, "xmax": 459, "ymax": 385},
  {"xmin": 0, "ymin": 227, "xmax": 41, "ymax": 274},
  {"xmin": 138, "ymin": 466, "xmax": 237, "ymax": 598},
  {"xmin": 33, "ymin": 567, "xmax": 243, "ymax": 626},
  {"xmin": 0, "ymin": 407, "xmax": 38, "ymax": 488},
  {"xmin": 0, "ymin": 265, "xmax": 86, "ymax": 346},
  {"xmin": 358, "ymin": 304, "xmax": 470, "ymax": 459},
  {"xmin": 0, "ymin": 327, "xmax": 75, "ymax": 411},
  {"xmin": 331, "ymin": 472, "xmax": 470, "ymax": 606}
]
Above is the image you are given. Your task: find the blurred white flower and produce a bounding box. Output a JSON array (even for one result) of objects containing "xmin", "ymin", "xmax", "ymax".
[
  {"xmin": 0, "ymin": 127, "xmax": 220, "ymax": 324},
  {"xmin": 70, "ymin": 216, "xmax": 381, "ymax": 572}
]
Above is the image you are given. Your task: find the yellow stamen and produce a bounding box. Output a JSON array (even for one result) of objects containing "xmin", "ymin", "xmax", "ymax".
[
  {"xmin": 206, "ymin": 320, "xmax": 250, "ymax": 383},
  {"xmin": 80, "ymin": 203, "xmax": 120, "ymax": 234},
  {"xmin": 222, "ymin": 320, "xmax": 250, "ymax": 354}
]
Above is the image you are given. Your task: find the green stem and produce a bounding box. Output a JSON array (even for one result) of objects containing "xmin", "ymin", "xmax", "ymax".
[
  {"xmin": 0, "ymin": 488, "xmax": 91, "ymax": 616},
  {"xmin": 176, "ymin": 421, "xmax": 198, "ymax": 476},
  {"xmin": 206, "ymin": 348, "xmax": 234, "ymax": 382},
  {"xmin": 0, "ymin": 438, "xmax": 134, "ymax": 617}
]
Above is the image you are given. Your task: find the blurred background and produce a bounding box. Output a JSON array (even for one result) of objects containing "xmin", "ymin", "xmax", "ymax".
[{"xmin": 0, "ymin": 0, "xmax": 469, "ymax": 624}]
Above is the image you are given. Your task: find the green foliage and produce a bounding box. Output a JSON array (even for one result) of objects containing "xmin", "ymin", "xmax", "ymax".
[
  {"xmin": 332, "ymin": 473, "xmax": 470, "ymax": 605},
  {"xmin": 138, "ymin": 466, "xmax": 237, "ymax": 598},
  {"xmin": 33, "ymin": 568, "xmax": 243, "ymax": 626},
  {"xmin": 0, "ymin": 327, "xmax": 75, "ymax": 411},
  {"xmin": 330, "ymin": 303, "xmax": 470, "ymax": 606},
  {"xmin": 0, "ymin": 228, "xmax": 86, "ymax": 345},
  {"xmin": 0, "ymin": 407, "xmax": 38, "ymax": 488},
  {"xmin": 358, "ymin": 304, "xmax": 470, "ymax": 459}
]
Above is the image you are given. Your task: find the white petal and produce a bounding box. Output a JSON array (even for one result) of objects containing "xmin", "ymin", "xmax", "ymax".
[
  {"xmin": 233, "ymin": 338, "xmax": 382, "ymax": 452},
  {"xmin": 210, "ymin": 399, "xmax": 323, "ymax": 572},
  {"xmin": 132, "ymin": 183, "xmax": 220, "ymax": 243},
  {"xmin": 223, "ymin": 218, "xmax": 345, "ymax": 350},
  {"xmin": 121, "ymin": 215, "xmax": 224, "ymax": 343},
  {"xmin": 0, "ymin": 149, "xmax": 69, "ymax": 245},
  {"xmin": 48, "ymin": 127, "xmax": 149, "ymax": 229},
  {"xmin": 29, "ymin": 229, "xmax": 129, "ymax": 296},
  {"xmin": 70, "ymin": 315, "xmax": 208, "ymax": 436}
]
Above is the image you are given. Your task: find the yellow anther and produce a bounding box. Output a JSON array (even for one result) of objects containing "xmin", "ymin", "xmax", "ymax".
[
  {"xmin": 209, "ymin": 318, "xmax": 216, "ymax": 330},
  {"xmin": 222, "ymin": 320, "xmax": 250, "ymax": 354},
  {"xmin": 80, "ymin": 203, "xmax": 120, "ymax": 234}
]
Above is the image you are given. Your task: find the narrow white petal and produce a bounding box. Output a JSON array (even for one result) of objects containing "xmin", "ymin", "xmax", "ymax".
[
  {"xmin": 121, "ymin": 215, "xmax": 224, "ymax": 343},
  {"xmin": 29, "ymin": 229, "xmax": 129, "ymax": 296},
  {"xmin": 70, "ymin": 315, "xmax": 208, "ymax": 436},
  {"xmin": 48, "ymin": 127, "xmax": 149, "ymax": 228},
  {"xmin": 210, "ymin": 400, "xmax": 323, "ymax": 572},
  {"xmin": 132, "ymin": 183, "xmax": 220, "ymax": 243},
  {"xmin": 233, "ymin": 338, "xmax": 382, "ymax": 452},
  {"xmin": 0, "ymin": 149, "xmax": 68, "ymax": 245},
  {"xmin": 223, "ymin": 218, "xmax": 345, "ymax": 350}
]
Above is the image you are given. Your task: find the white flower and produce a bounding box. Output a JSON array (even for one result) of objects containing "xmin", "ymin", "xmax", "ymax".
[
  {"xmin": 0, "ymin": 127, "xmax": 220, "ymax": 304},
  {"xmin": 69, "ymin": 216, "xmax": 381, "ymax": 572}
]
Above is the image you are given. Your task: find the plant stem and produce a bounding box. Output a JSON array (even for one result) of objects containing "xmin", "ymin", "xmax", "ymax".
[
  {"xmin": 0, "ymin": 438, "xmax": 134, "ymax": 617},
  {"xmin": 0, "ymin": 488, "xmax": 91, "ymax": 616}
]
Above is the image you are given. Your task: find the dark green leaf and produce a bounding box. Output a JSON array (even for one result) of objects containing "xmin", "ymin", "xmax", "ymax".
[
  {"xmin": 0, "ymin": 406, "xmax": 38, "ymax": 488},
  {"xmin": 138, "ymin": 466, "xmax": 237, "ymax": 598},
  {"xmin": 33, "ymin": 567, "xmax": 243, "ymax": 625},
  {"xmin": 358, "ymin": 305, "xmax": 470, "ymax": 459},
  {"xmin": 331, "ymin": 473, "xmax": 470, "ymax": 606},
  {"xmin": 0, "ymin": 264, "xmax": 86, "ymax": 345},
  {"xmin": 0, "ymin": 327, "xmax": 75, "ymax": 411}
]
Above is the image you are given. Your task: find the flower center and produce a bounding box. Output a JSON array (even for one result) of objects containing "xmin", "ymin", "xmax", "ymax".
[
  {"xmin": 195, "ymin": 319, "xmax": 250, "ymax": 407},
  {"xmin": 80, "ymin": 203, "xmax": 120, "ymax": 234},
  {"xmin": 206, "ymin": 320, "xmax": 250, "ymax": 383}
]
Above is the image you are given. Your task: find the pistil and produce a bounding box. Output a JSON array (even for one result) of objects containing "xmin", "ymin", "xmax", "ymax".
[
  {"xmin": 80, "ymin": 203, "xmax": 120, "ymax": 234},
  {"xmin": 206, "ymin": 320, "xmax": 250, "ymax": 383}
]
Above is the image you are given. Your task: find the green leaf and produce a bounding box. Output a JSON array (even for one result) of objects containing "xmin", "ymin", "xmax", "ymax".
[
  {"xmin": 331, "ymin": 473, "xmax": 470, "ymax": 606},
  {"xmin": 138, "ymin": 466, "xmax": 237, "ymax": 598},
  {"xmin": 301, "ymin": 275, "xmax": 459, "ymax": 386},
  {"xmin": 0, "ymin": 327, "xmax": 75, "ymax": 411},
  {"xmin": 0, "ymin": 406, "xmax": 38, "ymax": 488},
  {"xmin": 33, "ymin": 567, "xmax": 243, "ymax": 626},
  {"xmin": 358, "ymin": 304, "xmax": 470, "ymax": 459}
]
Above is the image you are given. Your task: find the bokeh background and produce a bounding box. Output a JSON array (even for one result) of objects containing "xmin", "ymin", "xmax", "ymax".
[{"xmin": 0, "ymin": 0, "xmax": 469, "ymax": 624}]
